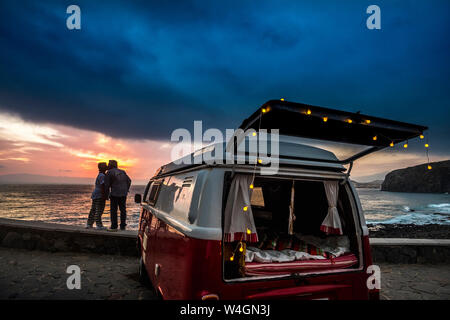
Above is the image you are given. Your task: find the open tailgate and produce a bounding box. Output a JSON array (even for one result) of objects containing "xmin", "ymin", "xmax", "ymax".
[{"xmin": 239, "ymin": 100, "xmax": 427, "ymax": 164}]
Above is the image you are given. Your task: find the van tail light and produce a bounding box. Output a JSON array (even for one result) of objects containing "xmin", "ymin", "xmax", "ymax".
[
  {"xmin": 368, "ymin": 289, "xmax": 380, "ymax": 300},
  {"xmin": 201, "ymin": 293, "xmax": 220, "ymax": 300}
]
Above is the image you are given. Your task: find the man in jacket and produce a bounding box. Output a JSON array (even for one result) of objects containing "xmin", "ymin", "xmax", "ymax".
[{"xmin": 105, "ymin": 160, "xmax": 132, "ymax": 231}]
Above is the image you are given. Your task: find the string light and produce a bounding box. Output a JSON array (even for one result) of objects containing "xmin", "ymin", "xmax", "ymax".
[
  {"xmin": 280, "ymin": 98, "xmax": 285, "ymax": 101},
  {"xmin": 425, "ymin": 143, "xmax": 429, "ymax": 148},
  {"xmin": 258, "ymin": 159, "xmax": 262, "ymax": 164},
  {"xmin": 239, "ymin": 244, "xmax": 244, "ymax": 252},
  {"xmin": 261, "ymin": 108, "xmax": 267, "ymax": 113},
  {"xmin": 306, "ymin": 109, "xmax": 312, "ymax": 115},
  {"xmin": 390, "ymin": 142, "xmax": 394, "ymax": 147},
  {"xmin": 252, "ymin": 132, "xmax": 257, "ymax": 137},
  {"xmin": 243, "ymin": 206, "xmax": 248, "ymax": 212},
  {"xmin": 372, "ymin": 136, "xmax": 377, "ymax": 141},
  {"xmin": 365, "ymin": 119, "xmax": 371, "ymax": 124},
  {"xmin": 246, "ymin": 228, "xmax": 251, "ymax": 235},
  {"xmin": 420, "ymin": 134, "xmax": 424, "ymax": 139},
  {"xmin": 427, "ymin": 165, "xmax": 432, "ymax": 170},
  {"xmin": 229, "ymin": 255, "xmax": 234, "ymax": 261},
  {"xmin": 404, "ymin": 143, "xmax": 408, "ymax": 148},
  {"xmin": 322, "ymin": 117, "xmax": 328, "ymax": 122},
  {"xmin": 347, "ymin": 119, "xmax": 353, "ymax": 124},
  {"xmin": 249, "ymin": 184, "xmax": 254, "ymax": 189}
]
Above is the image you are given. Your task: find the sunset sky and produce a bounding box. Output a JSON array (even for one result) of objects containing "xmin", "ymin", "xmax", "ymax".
[{"xmin": 0, "ymin": 1, "xmax": 449, "ymax": 183}]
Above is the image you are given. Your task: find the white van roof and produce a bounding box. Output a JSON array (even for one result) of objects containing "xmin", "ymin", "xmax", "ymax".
[{"xmin": 154, "ymin": 135, "xmax": 344, "ymax": 178}]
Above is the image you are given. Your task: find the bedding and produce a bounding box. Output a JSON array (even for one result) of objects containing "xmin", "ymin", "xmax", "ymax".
[
  {"xmin": 245, "ymin": 253, "xmax": 358, "ymax": 276},
  {"xmin": 245, "ymin": 233, "xmax": 351, "ymax": 264},
  {"xmin": 245, "ymin": 247, "xmax": 326, "ymax": 263}
]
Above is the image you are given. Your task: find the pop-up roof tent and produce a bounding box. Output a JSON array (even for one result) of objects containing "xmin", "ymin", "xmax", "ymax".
[{"xmin": 238, "ymin": 100, "xmax": 427, "ymax": 164}]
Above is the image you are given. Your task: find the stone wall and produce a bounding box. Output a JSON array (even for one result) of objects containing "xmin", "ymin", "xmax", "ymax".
[
  {"xmin": 370, "ymin": 238, "xmax": 450, "ymax": 264},
  {"xmin": 0, "ymin": 218, "xmax": 138, "ymax": 256}
]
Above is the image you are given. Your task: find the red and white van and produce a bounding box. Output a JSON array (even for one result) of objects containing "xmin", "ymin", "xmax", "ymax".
[{"xmin": 135, "ymin": 100, "xmax": 426, "ymax": 300}]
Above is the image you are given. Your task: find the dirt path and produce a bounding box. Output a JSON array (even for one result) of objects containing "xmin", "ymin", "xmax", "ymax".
[{"xmin": 1, "ymin": 247, "xmax": 449, "ymax": 300}]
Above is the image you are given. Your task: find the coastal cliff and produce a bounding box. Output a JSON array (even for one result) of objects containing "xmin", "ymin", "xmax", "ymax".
[{"xmin": 381, "ymin": 160, "xmax": 450, "ymax": 193}]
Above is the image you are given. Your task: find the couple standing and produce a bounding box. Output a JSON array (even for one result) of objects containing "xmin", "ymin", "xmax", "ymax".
[{"xmin": 86, "ymin": 160, "xmax": 132, "ymax": 231}]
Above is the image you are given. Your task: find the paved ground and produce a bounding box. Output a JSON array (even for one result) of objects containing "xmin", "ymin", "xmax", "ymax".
[
  {"xmin": 379, "ymin": 263, "xmax": 450, "ymax": 300},
  {"xmin": 0, "ymin": 247, "xmax": 449, "ymax": 300},
  {"xmin": 0, "ymin": 247, "xmax": 156, "ymax": 300}
]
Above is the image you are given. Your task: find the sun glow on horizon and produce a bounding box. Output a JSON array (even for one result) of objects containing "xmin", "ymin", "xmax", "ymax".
[{"xmin": 0, "ymin": 112, "xmax": 171, "ymax": 180}]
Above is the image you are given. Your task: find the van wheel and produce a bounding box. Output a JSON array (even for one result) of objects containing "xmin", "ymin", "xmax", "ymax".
[{"xmin": 138, "ymin": 256, "xmax": 150, "ymax": 286}]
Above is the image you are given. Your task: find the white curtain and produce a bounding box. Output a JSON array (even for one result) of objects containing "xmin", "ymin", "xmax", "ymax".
[
  {"xmin": 320, "ymin": 181, "xmax": 343, "ymax": 235},
  {"xmin": 224, "ymin": 174, "xmax": 259, "ymax": 242}
]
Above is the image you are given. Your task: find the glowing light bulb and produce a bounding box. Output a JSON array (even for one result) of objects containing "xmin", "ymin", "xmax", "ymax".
[
  {"xmin": 306, "ymin": 109, "xmax": 312, "ymax": 115},
  {"xmin": 404, "ymin": 143, "xmax": 408, "ymax": 148},
  {"xmin": 280, "ymin": 98, "xmax": 285, "ymax": 101},
  {"xmin": 425, "ymin": 143, "xmax": 429, "ymax": 148},
  {"xmin": 230, "ymin": 255, "xmax": 234, "ymax": 261},
  {"xmin": 347, "ymin": 119, "xmax": 353, "ymax": 124},
  {"xmin": 243, "ymin": 206, "xmax": 248, "ymax": 212},
  {"xmin": 249, "ymin": 184, "xmax": 254, "ymax": 189},
  {"xmin": 420, "ymin": 135, "xmax": 424, "ymax": 139},
  {"xmin": 246, "ymin": 228, "xmax": 251, "ymax": 235},
  {"xmin": 365, "ymin": 119, "xmax": 371, "ymax": 124},
  {"xmin": 258, "ymin": 159, "xmax": 262, "ymax": 164},
  {"xmin": 323, "ymin": 117, "xmax": 328, "ymax": 122},
  {"xmin": 262, "ymin": 108, "xmax": 266, "ymax": 113},
  {"xmin": 427, "ymin": 165, "xmax": 432, "ymax": 170},
  {"xmin": 239, "ymin": 246, "xmax": 244, "ymax": 252},
  {"xmin": 252, "ymin": 132, "xmax": 257, "ymax": 137},
  {"xmin": 390, "ymin": 142, "xmax": 394, "ymax": 147},
  {"xmin": 373, "ymin": 136, "xmax": 377, "ymax": 141}
]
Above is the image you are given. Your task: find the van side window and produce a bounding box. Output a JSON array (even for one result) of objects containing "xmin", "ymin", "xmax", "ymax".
[
  {"xmin": 143, "ymin": 182, "xmax": 152, "ymax": 203},
  {"xmin": 148, "ymin": 179, "xmax": 163, "ymax": 206}
]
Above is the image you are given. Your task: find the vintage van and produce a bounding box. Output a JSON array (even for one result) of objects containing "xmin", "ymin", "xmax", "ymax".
[{"xmin": 135, "ymin": 100, "xmax": 426, "ymax": 300}]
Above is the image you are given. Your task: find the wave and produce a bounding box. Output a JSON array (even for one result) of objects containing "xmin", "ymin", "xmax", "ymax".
[
  {"xmin": 427, "ymin": 203, "xmax": 450, "ymax": 214},
  {"xmin": 428, "ymin": 203, "xmax": 450, "ymax": 208}
]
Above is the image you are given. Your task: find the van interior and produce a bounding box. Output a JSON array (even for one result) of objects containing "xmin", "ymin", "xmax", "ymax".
[{"xmin": 223, "ymin": 176, "xmax": 360, "ymax": 281}]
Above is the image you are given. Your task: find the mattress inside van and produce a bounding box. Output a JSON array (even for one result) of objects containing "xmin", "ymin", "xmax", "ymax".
[{"xmin": 245, "ymin": 253, "xmax": 358, "ymax": 276}]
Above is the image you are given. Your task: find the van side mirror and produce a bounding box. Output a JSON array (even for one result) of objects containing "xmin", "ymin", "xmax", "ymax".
[{"xmin": 134, "ymin": 194, "xmax": 142, "ymax": 204}]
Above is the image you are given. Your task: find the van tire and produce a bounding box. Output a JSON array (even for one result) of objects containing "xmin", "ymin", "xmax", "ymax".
[{"xmin": 138, "ymin": 256, "xmax": 150, "ymax": 286}]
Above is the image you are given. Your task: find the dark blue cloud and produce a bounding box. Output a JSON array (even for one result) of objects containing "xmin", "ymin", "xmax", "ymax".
[{"xmin": 0, "ymin": 0, "xmax": 449, "ymax": 154}]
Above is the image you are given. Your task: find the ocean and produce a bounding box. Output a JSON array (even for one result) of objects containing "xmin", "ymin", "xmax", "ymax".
[{"xmin": 0, "ymin": 185, "xmax": 449, "ymax": 230}]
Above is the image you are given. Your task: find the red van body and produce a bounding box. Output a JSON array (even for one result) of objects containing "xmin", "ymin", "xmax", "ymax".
[{"xmin": 138, "ymin": 210, "xmax": 375, "ymax": 300}]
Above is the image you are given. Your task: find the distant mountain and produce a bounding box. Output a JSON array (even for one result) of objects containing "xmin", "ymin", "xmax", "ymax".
[
  {"xmin": 352, "ymin": 180, "xmax": 383, "ymax": 189},
  {"xmin": 381, "ymin": 160, "xmax": 450, "ymax": 193},
  {"xmin": 0, "ymin": 173, "xmax": 147, "ymax": 185}
]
